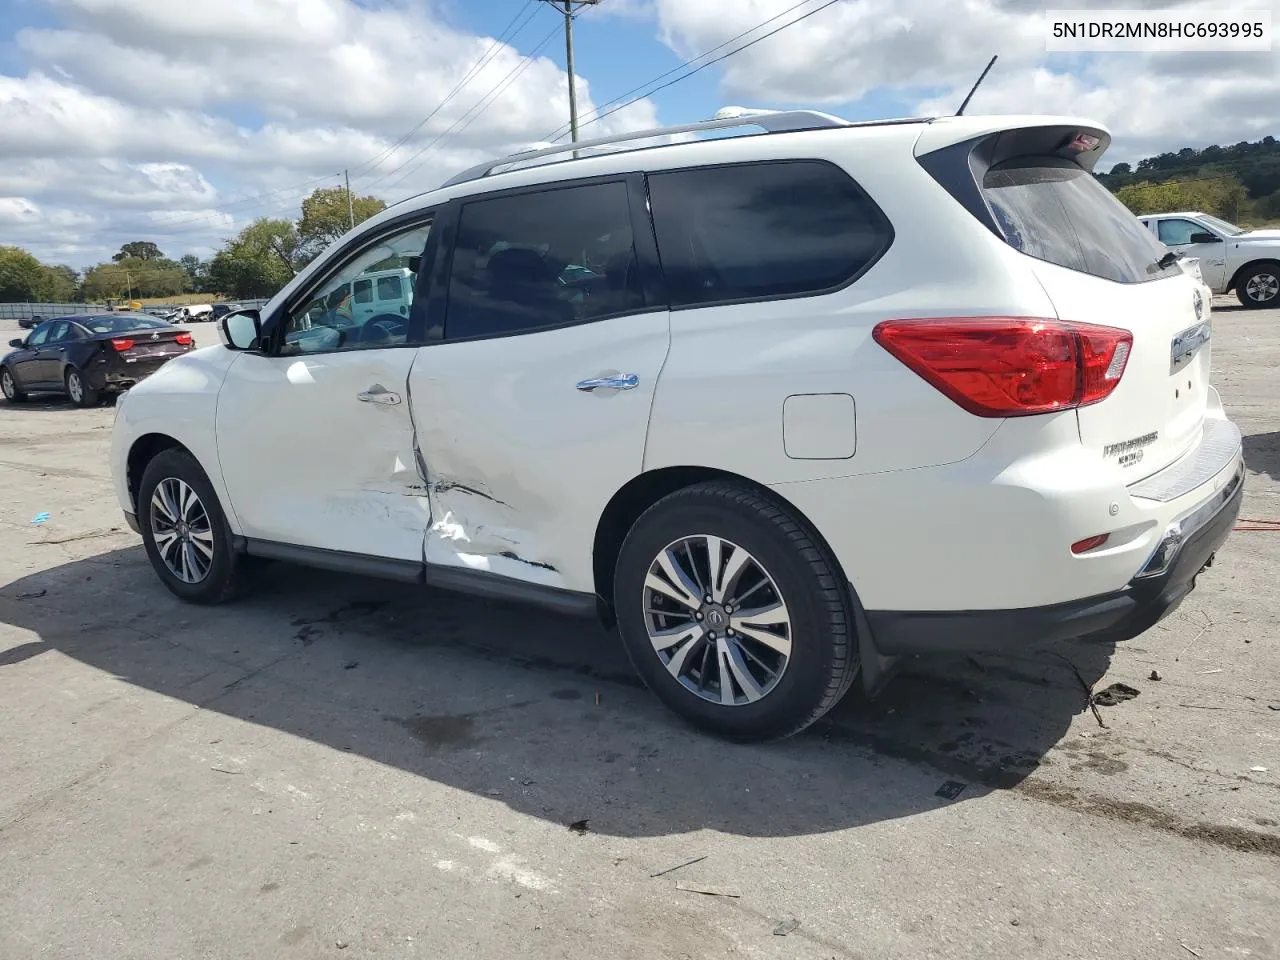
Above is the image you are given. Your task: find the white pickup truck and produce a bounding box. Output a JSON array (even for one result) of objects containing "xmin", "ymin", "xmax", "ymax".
[{"xmin": 1139, "ymin": 211, "xmax": 1280, "ymax": 308}]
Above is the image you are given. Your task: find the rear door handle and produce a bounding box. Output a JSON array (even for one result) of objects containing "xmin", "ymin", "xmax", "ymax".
[
  {"xmin": 576, "ymin": 373, "xmax": 639, "ymax": 392},
  {"xmin": 357, "ymin": 384, "xmax": 402, "ymax": 405}
]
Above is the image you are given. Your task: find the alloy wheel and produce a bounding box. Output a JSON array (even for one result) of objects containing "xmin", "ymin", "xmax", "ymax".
[
  {"xmin": 150, "ymin": 477, "xmax": 215, "ymax": 584},
  {"xmin": 1246, "ymin": 271, "xmax": 1279, "ymax": 304},
  {"xmin": 642, "ymin": 534, "xmax": 792, "ymax": 706},
  {"xmin": 1, "ymin": 370, "xmax": 14, "ymax": 400},
  {"xmin": 67, "ymin": 371, "xmax": 83, "ymax": 404}
]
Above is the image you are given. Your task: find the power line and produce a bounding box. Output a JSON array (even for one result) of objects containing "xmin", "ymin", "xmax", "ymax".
[
  {"xmin": 543, "ymin": 0, "xmax": 821, "ymax": 143},
  {"xmin": 370, "ymin": 20, "xmax": 564, "ymax": 194},
  {"xmin": 349, "ymin": 0, "xmax": 541, "ymax": 181}
]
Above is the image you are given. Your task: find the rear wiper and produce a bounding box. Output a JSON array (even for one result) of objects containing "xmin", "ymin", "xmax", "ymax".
[{"xmin": 1156, "ymin": 251, "xmax": 1180, "ymax": 269}]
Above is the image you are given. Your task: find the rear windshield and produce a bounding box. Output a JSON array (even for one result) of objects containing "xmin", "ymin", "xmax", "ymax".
[
  {"xmin": 82, "ymin": 315, "xmax": 170, "ymax": 334},
  {"xmin": 982, "ymin": 158, "xmax": 1179, "ymax": 284}
]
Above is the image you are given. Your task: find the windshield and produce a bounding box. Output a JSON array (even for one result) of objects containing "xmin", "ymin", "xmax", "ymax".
[
  {"xmin": 82, "ymin": 315, "xmax": 171, "ymax": 334},
  {"xmin": 1198, "ymin": 213, "xmax": 1244, "ymax": 237}
]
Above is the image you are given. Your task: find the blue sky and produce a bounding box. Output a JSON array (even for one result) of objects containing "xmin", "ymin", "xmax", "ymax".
[{"xmin": 0, "ymin": 0, "xmax": 1275, "ymax": 266}]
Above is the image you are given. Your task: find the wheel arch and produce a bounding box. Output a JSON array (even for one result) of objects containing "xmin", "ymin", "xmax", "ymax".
[
  {"xmin": 591, "ymin": 465, "xmax": 851, "ymax": 627},
  {"xmin": 127, "ymin": 433, "xmax": 192, "ymax": 513},
  {"xmin": 1227, "ymin": 257, "xmax": 1280, "ymax": 293}
]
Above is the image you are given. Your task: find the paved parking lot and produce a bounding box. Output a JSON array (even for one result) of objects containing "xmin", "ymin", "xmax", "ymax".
[{"xmin": 1, "ymin": 306, "xmax": 1278, "ymax": 959}]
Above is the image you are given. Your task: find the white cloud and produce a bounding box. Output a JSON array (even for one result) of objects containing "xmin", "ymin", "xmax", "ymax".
[
  {"xmin": 652, "ymin": 0, "xmax": 1279, "ymax": 164},
  {"xmin": 1, "ymin": 0, "xmax": 660, "ymax": 267}
]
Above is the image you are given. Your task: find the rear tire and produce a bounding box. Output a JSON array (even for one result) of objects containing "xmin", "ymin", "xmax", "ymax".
[
  {"xmin": 65, "ymin": 367, "xmax": 99, "ymax": 408},
  {"xmin": 1, "ymin": 367, "xmax": 27, "ymax": 403},
  {"xmin": 139, "ymin": 448, "xmax": 247, "ymax": 604},
  {"xmin": 613, "ymin": 481, "xmax": 858, "ymax": 742},
  {"xmin": 1237, "ymin": 264, "xmax": 1280, "ymax": 309}
]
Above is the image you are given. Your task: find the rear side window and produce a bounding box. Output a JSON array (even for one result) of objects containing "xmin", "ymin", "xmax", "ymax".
[
  {"xmin": 647, "ymin": 160, "xmax": 892, "ymax": 308},
  {"xmin": 445, "ymin": 180, "xmax": 645, "ymax": 340},
  {"xmin": 982, "ymin": 158, "xmax": 1177, "ymax": 284},
  {"xmin": 377, "ymin": 275, "xmax": 403, "ymax": 301},
  {"xmin": 353, "ymin": 279, "xmax": 373, "ymax": 303}
]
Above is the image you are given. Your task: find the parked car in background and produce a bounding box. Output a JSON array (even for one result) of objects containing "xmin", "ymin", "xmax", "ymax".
[
  {"xmin": 172, "ymin": 304, "xmax": 215, "ymax": 323},
  {"xmin": 111, "ymin": 110, "xmax": 1242, "ymax": 741},
  {"xmin": 18, "ymin": 314, "xmax": 44, "ymax": 330},
  {"xmin": 1139, "ymin": 211, "xmax": 1280, "ymax": 308},
  {"xmin": 212, "ymin": 303, "xmax": 244, "ymax": 321},
  {"xmin": 3, "ymin": 314, "xmax": 194, "ymax": 407}
]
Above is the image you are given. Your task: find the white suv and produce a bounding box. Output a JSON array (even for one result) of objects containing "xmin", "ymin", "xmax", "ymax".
[{"xmin": 111, "ymin": 110, "xmax": 1244, "ymax": 741}]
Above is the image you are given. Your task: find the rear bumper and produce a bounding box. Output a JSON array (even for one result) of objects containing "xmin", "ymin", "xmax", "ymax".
[
  {"xmin": 87, "ymin": 358, "xmax": 170, "ymax": 392},
  {"xmin": 863, "ymin": 456, "xmax": 1244, "ymax": 655}
]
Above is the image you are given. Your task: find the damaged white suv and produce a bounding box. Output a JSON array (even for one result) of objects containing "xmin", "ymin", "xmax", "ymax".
[{"xmin": 111, "ymin": 110, "xmax": 1243, "ymax": 741}]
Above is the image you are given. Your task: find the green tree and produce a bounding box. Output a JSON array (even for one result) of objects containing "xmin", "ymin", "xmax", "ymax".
[
  {"xmin": 178, "ymin": 254, "xmax": 209, "ymax": 293},
  {"xmin": 1115, "ymin": 174, "xmax": 1248, "ymax": 221},
  {"xmin": 207, "ymin": 219, "xmax": 302, "ymax": 298},
  {"xmin": 298, "ymin": 186, "xmax": 386, "ymax": 258},
  {"xmin": 112, "ymin": 240, "xmax": 164, "ymax": 262},
  {"xmin": 83, "ymin": 257, "xmax": 187, "ymax": 300},
  {"xmin": 40, "ymin": 264, "xmax": 80, "ymax": 301},
  {"xmin": 0, "ymin": 246, "xmax": 49, "ymax": 302}
]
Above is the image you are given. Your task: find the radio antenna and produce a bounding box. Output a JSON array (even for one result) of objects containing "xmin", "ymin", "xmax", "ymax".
[{"xmin": 956, "ymin": 55, "xmax": 998, "ymax": 116}]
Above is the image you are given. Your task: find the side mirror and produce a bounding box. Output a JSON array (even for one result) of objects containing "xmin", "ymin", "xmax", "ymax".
[
  {"xmin": 222, "ymin": 309, "xmax": 263, "ymax": 351},
  {"xmin": 9, "ymin": 338, "xmax": 24, "ymax": 348},
  {"xmin": 1189, "ymin": 231, "xmax": 1221, "ymax": 244}
]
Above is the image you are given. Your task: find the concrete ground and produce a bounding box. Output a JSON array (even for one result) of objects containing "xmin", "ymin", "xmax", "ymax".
[{"xmin": 1, "ymin": 304, "xmax": 1277, "ymax": 960}]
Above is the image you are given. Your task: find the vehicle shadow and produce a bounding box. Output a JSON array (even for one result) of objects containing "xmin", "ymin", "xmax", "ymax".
[
  {"xmin": 2, "ymin": 394, "xmax": 117, "ymax": 412},
  {"xmin": 0, "ymin": 545, "xmax": 1114, "ymax": 839},
  {"xmin": 1243, "ymin": 429, "xmax": 1280, "ymax": 485}
]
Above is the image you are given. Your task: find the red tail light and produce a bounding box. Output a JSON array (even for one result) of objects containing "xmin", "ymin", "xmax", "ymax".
[
  {"xmin": 175, "ymin": 333, "xmax": 193, "ymax": 346},
  {"xmin": 871, "ymin": 318, "xmax": 1132, "ymax": 417},
  {"xmin": 110, "ymin": 338, "xmax": 134, "ymax": 352}
]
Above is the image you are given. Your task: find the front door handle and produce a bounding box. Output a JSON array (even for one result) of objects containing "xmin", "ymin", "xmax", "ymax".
[
  {"xmin": 576, "ymin": 373, "xmax": 639, "ymax": 392},
  {"xmin": 357, "ymin": 384, "xmax": 402, "ymax": 405}
]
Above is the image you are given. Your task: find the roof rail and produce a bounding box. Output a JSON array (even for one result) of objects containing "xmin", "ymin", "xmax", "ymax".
[{"xmin": 440, "ymin": 108, "xmax": 855, "ymax": 189}]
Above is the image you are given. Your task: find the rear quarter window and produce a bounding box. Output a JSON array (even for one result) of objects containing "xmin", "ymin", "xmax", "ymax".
[
  {"xmin": 982, "ymin": 158, "xmax": 1178, "ymax": 284},
  {"xmin": 647, "ymin": 160, "xmax": 893, "ymax": 307}
]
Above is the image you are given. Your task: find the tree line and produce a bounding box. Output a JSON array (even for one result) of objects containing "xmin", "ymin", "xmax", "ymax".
[
  {"xmin": 0, "ymin": 186, "xmax": 386, "ymax": 304},
  {"xmin": 1099, "ymin": 134, "xmax": 1280, "ymax": 223}
]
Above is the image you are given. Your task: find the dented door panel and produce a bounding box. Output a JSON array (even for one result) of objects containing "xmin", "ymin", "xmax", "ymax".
[
  {"xmin": 409, "ymin": 312, "xmax": 671, "ymax": 593},
  {"xmin": 216, "ymin": 348, "xmax": 428, "ymax": 560}
]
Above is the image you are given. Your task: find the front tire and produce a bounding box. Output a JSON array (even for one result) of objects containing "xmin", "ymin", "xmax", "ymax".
[
  {"xmin": 1237, "ymin": 264, "xmax": 1280, "ymax": 309},
  {"xmin": 138, "ymin": 448, "xmax": 246, "ymax": 604},
  {"xmin": 613, "ymin": 481, "xmax": 858, "ymax": 742},
  {"xmin": 65, "ymin": 367, "xmax": 99, "ymax": 408},
  {"xmin": 1, "ymin": 367, "xmax": 27, "ymax": 403}
]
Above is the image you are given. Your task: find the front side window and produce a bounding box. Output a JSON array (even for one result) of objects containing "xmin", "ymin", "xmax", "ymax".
[
  {"xmin": 444, "ymin": 180, "xmax": 644, "ymax": 340},
  {"xmin": 647, "ymin": 160, "xmax": 893, "ymax": 308},
  {"xmin": 1157, "ymin": 218, "xmax": 1205, "ymax": 246},
  {"xmin": 27, "ymin": 324, "xmax": 52, "ymax": 347},
  {"xmin": 42, "ymin": 321, "xmax": 71, "ymax": 343},
  {"xmin": 282, "ymin": 221, "xmax": 431, "ymax": 355}
]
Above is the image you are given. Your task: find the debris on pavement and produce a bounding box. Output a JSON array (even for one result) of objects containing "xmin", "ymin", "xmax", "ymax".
[
  {"xmin": 211, "ymin": 767, "xmax": 242, "ymax": 775},
  {"xmin": 1179, "ymin": 940, "xmax": 1203, "ymax": 957},
  {"xmin": 335, "ymin": 940, "xmax": 349, "ymax": 950},
  {"xmin": 936, "ymin": 781, "xmax": 968, "ymax": 800},
  {"xmin": 1092, "ymin": 683, "xmax": 1141, "ymax": 707},
  {"xmin": 343, "ymin": 660, "xmax": 359, "ymax": 670},
  {"xmin": 676, "ymin": 882, "xmax": 741, "ymax": 898},
  {"xmin": 1149, "ymin": 670, "xmax": 1162, "ymax": 681},
  {"xmin": 15, "ymin": 589, "xmax": 46, "ymax": 600},
  {"xmin": 650, "ymin": 855, "xmax": 707, "ymax": 878},
  {"xmin": 1058, "ymin": 656, "xmax": 1109, "ymax": 728},
  {"xmin": 1251, "ymin": 766, "xmax": 1268, "ymax": 773},
  {"xmin": 773, "ymin": 918, "xmax": 801, "ymax": 936},
  {"xmin": 30, "ymin": 512, "xmax": 49, "ymax": 525},
  {"xmin": 568, "ymin": 819, "xmax": 590, "ymax": 834}
]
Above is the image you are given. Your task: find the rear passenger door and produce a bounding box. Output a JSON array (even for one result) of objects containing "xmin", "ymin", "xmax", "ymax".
[{"xmin": 408, "ymin": 175, "xmax": 669, "ymax": 593}]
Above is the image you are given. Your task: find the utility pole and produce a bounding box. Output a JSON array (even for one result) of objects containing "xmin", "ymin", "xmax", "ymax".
[
  {"xmin": 344, "ymin": 169, "xmax": 356, "ymax": 231},
  {"xmin": 539, "ymin": 0, "xmax": 599, "ymax": 143}
]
